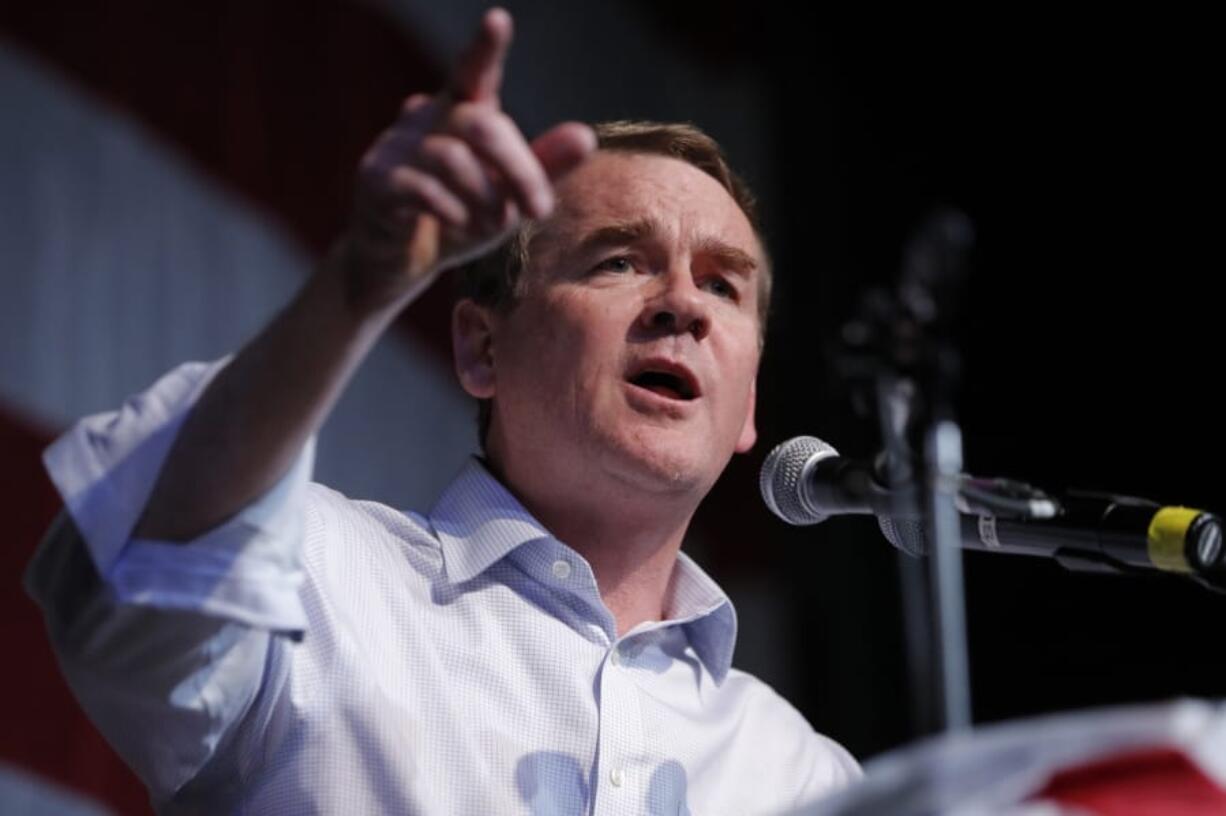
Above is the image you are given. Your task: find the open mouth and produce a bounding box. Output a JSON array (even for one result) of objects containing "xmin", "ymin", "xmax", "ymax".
[{"xmin": 626, "ymin": 362, "xmax": 700, "ymax": 401}]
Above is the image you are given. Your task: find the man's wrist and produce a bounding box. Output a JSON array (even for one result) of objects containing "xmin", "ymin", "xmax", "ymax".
[{"xmin": 323, "ymin": 231, "xmax": 438, "ymax": 326}]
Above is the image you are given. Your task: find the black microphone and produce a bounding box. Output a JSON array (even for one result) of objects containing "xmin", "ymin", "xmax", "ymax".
[
  {"xmin": 760, "ymin": 435, "xmax": 928, "ymax": 557},
  {"xmin": 760, "ymin": 435, "xmax": 1226, "ymax": 581},
  {"xmin": 759, "ymin": 436, "xmax": 899, "ymax": 523}
]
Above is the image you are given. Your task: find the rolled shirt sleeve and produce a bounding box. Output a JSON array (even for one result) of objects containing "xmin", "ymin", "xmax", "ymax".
[{"xmin": 24, "ymin": 359, "xmax": 314, "ymax": 801}]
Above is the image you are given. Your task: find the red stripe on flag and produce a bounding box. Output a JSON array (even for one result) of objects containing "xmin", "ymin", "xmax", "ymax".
[{"xmin": 0, "ymin": 403, "xmax": 151, "ymax": 812}]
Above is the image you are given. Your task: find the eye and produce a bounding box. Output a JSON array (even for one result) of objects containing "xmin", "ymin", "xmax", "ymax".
[
  {"xmin": 702, "ymin": 276, "xmax": 738, "ymax": 300},
  {"xmin": 594, "ymin": 255, "xmax": 635, "ymax": 274}
]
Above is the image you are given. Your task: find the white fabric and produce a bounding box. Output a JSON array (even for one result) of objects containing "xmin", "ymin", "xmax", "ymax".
[
  {"xmin": 26, "ymin": 359, "xmax": 861, "ymax": 815},
  {"xmin": 803, "ymin": 699, "xmax": 1226, "ymax": 816}
]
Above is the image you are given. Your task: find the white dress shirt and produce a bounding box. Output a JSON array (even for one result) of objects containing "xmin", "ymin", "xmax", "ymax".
[{"xmin": 26, "ymin": 359, "xmax": 861, "ymax": 815}]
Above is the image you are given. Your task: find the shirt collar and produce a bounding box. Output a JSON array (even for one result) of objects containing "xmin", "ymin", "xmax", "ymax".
[
  {"xmin": 427, "ymin": 456, "xmax": 739, "ymax": 684},
  {"xmin": 666, "ymin": 551, "xmax": 738, "ymax": 685},
  {"xmin": 429, "ymin": 457, "xmax": 552, "ymax": 584}
]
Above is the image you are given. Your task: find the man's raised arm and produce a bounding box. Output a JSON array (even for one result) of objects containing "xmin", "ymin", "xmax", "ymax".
[
  {"xmin": 134, "ymin": 7, "xmax": 593, "ymax": 541},
  {"xmin": 26, "ymin": 11, "xmax": 592, "ymax": 802}
]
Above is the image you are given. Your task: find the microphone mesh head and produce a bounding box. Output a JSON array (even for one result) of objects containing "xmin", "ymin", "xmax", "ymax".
[
  {"xmin": 759, "ymin": 436, "xmax": 839, "ymax": 525},
  {"xmin": 877, "ymin": 515, "xmax": 929, "ymax": 557}
]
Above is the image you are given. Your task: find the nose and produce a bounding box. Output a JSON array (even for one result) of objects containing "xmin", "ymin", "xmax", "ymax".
[{"xmin": 638, "ymin": 269, "xmax": 710, "ymax": 340}]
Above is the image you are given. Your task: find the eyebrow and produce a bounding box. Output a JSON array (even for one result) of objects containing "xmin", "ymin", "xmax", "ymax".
[
  {"xmin": 695, "ymin": 236, "xmax": 759, "ymax": 277},
  {"xmin": 573, "ymin": 218, "xmax": 656, "ymax": 256},
  {"xmin": 572, "ymin": 218, "xmax": 759, "ymax": 276}
]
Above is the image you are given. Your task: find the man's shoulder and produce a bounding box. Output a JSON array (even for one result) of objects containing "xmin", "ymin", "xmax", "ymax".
[
  {"xmin": 719, "ymin": 666, "xmax": 863, "ymax": 789},
  {"xmin": 718, "ymin": 666, "xmax": 814, "ymax": 734},
  {"xmin": 299, "ymin": 480, "xmax": 442, "ymax": 571}
]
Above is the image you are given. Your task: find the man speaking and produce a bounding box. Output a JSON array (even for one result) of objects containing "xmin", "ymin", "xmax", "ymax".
[{"xmin": 27, "ymin": 8, "xmax": 860, "ymax": 813}]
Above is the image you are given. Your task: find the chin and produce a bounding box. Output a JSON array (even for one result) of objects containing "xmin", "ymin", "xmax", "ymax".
[{"xmin": 599, "ymin": 425, "xmax": 720, "ymax": 496}]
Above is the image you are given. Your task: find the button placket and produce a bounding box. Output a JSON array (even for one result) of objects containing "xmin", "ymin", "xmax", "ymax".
[{"xmin": 593, "ymin": 637, "xmax": 648, "ymax": 814}]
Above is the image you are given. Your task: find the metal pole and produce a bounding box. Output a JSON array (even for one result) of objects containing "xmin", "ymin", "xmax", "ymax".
[{"xmin": 925, "ymin": 419, "xmax": 972, "ymax": 731}]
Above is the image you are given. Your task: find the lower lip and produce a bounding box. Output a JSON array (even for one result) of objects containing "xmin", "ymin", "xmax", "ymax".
[{"xmin": 623, "ymin": 382, "xmax": 698, "ymax": 416}]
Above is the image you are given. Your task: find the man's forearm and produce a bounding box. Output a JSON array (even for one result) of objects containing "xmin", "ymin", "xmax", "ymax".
[
  {"xmin": 132, "ymin": 8, "xmax": 592, "ymax": 543},
  {"xmin": 132, "ymin": 245, "xmax": 409, "ymax": 542}
]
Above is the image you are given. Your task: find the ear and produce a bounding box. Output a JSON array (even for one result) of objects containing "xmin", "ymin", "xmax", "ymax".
[
  {"xmin": 452, "ymin": 298, "xmax": 497, "ymax": 399},
  {"xmin": 734, "ymin": 378, "xmax": 758, "ymax": 453}
]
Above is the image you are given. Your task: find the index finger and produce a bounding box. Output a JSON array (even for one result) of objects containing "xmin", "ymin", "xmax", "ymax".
[{"xmin": 450, "ymin": 7, "xmax": 513, "ymax": 105}]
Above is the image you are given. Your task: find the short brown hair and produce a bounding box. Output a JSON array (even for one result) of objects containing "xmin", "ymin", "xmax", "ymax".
[{"xmin": 456, "ymin": 120, "xmax": 771, "ymax": 448}]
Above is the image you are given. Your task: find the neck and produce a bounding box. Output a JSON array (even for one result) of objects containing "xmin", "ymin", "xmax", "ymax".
[{"xmin": 483, "ymin": 453, "xmax": 699, "ymax": 637}]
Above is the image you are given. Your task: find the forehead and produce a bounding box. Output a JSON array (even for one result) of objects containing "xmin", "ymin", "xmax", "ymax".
[{"xmin": 532, "ymin": 151, "xmax": 763, "ymax": 261}]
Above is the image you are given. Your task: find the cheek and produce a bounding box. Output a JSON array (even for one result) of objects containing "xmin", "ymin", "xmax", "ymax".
[
  {"xmin": 715, "ymin": 339, "xmax": 761, "ymax": 418},
  {"xmin": 503, "ymin": 301, "xmax": 611, "ymax": 411}
]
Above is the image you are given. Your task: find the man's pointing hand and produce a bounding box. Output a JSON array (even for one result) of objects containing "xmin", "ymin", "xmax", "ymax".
[{"xmin": 343, "ymin": 7, "xmax": 596, "ymax": 312}]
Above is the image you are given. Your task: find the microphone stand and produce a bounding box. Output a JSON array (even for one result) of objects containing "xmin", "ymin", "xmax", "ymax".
[{"xmin": 836, "ymin": 209, "xmax": 976, "ymax": 735}]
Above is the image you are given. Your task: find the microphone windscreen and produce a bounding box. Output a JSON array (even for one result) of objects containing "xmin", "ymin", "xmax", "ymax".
[
  {"xmin": 878, "ymin": 514, "xmax": 928, "ymax": 557},
  {"xmin": 759, "ymin": 436, "xmax": 839, "ymax": 525}
]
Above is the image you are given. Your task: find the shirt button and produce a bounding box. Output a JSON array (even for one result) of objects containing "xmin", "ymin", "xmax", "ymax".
[
  {"xmin": 551, "ymin": 559, "xmax": 572, "ymax": 580},
  {"xmin": 610, "ymin": 768, "xmax": 625, "ymax": 787},
  {"xmin": 609, "ymin": 649, "xmax": 621, "ymax": 667}
]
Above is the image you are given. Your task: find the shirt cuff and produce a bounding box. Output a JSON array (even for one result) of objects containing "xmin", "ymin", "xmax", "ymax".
[{"xmin": 42, "ymin": 358, "xmax": 312, "ymax": 634}]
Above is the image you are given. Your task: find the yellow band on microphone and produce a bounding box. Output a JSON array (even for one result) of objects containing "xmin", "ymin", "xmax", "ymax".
[{"xmin": 1147, "ymin": 507, "xmax": 1200, "ymax": 573}]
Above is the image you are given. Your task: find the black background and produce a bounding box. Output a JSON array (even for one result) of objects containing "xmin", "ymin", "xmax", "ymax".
[
  {"xmin": 634, "ymin": 4, "xmax": 1223, "ymax": 758},
  {"xmin": 754, "ymin": 11, "xmax": 1222, "ymax": 758}
]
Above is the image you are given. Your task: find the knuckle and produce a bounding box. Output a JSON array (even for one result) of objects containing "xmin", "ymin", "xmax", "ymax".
[
  {"xmin": 413, "ymin": 174, "xmax": 453, "ymax": 209},
  {"xmin": 396, "ymin": 167, "xmax": 432, "ymax": 197},
  {"xmin": 457, "ymin": 107, "xmax": 503, "ymax": 146},
  {"xmin": 422, "ymin": 135, "xmax": 467, "ymax": 169},
  {"xmin": 400, "ymin": 93, "xmax": 430, "ymax": 117}
]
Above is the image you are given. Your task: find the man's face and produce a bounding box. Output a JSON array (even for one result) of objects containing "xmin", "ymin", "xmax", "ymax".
[{"xmin": 476, "ymin": 151, "xmax": 764, "ymax": 500}]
